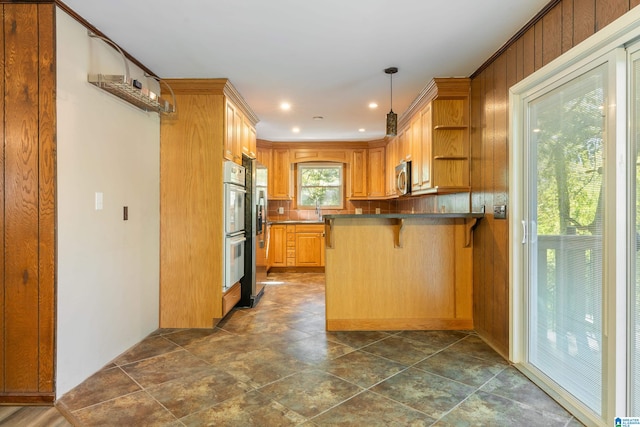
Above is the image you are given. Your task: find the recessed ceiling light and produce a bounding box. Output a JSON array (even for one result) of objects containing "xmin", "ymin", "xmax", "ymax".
[
  {"xmin": 292, "ymin": 127, "xmax": 300, "ymax": 133},
  {"xmin": 280, "ymin": 102, "xmax": 291, "ymax": 111},
  {"xmin": 358, "ymin": 128, "xmax": 365, "ymax": 132},
  {"xmin": 369, "ymin": 102, "xmax": 378, "ymax": 109}
]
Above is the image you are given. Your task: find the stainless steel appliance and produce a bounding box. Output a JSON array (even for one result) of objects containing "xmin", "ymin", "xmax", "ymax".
[
  {"xmin": 395, "ymin": 160, "xmax": 411, "ymax": 196},
  {"xmin": 223, "ymin": 161, "xmax": 246, "ymax": 292},
  {"xmin": 240, "ymin": 155, "xmax": 268, "ymax": 307}
]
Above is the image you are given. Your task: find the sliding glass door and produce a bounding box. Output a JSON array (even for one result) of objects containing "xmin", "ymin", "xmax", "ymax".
[
  {"xmin": 524, "ymin": 61, "xmax": 608, "ymax": 416},
  {"xmin": 630, "ymin": 45, "xmax": 640, "ymax": 418}
]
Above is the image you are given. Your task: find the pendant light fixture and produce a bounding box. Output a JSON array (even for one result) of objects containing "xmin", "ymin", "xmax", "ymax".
[{"xmin": 385, "ymin": 67, "xmax": 398, "ymax": 137}]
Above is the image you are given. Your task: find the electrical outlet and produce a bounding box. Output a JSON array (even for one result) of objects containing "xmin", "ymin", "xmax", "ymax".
[
  {"xmin": 278, "ymin": 207, "xmax": 284, "ymax": 214},
  {"xmin": 375, "ymin": 207, "xmax": 381, "ymax": 214},
  {"xmin": 494, "ymin": 205, "xmax": 507, "ymax": 219},
  {"xmin": 355, "ymin": 208, "xmax": 363, "ymax": 215}
]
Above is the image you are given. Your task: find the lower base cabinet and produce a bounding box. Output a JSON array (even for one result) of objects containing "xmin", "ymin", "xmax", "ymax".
[{"xmin": 269, "ymin": 223, "xmax": 325, "ymax": 268}]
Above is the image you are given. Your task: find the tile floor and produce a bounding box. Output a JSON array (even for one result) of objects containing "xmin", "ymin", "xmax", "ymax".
[{"xmin": 55, "ymin": 272, "xmax": 584, "ymax": 426}]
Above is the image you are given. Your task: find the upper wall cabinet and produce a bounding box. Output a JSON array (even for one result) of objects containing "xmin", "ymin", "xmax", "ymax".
[
  {"xmin": 387, "ymin": 78, "xmax": 470, "ymax": 196},
  {"xmin": 224, "ymin": 92, "xmax": 258, "ymax": 164}
]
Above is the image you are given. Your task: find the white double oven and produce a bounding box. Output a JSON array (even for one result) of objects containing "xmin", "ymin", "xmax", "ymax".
[{"xmin": 223, "ymin": 161, "xmax": 246, "ymax": 292}]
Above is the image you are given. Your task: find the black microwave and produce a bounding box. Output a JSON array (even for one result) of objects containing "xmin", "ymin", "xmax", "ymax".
[{"xmin": 395, "ymin": 161, "xmax": 411, "ymax": 196}]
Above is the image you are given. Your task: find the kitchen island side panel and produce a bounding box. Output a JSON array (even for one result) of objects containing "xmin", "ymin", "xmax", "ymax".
[{"xmin": 325, "ymin": 217, "xmax": 473, "ymax": 331}]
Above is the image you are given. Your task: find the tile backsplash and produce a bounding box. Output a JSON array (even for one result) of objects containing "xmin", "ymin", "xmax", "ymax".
[{"xmin": 266, "ymin": 192, "xmax": 471, "ymax": 221}]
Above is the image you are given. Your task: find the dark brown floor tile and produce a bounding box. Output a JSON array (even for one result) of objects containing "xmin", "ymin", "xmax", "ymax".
[
  {"xmin": 445, "ymin": 334, "xmax": 507, "ymax": 364},
  {"xmin": 213, "ymin": 347, "xmax": 312, "ymax": 388},
  {"xmin": 180, "ymin": 390, "xmax": 306, "ymax": 426},
  {"xmin": 362, "ymin": 334, "xmax": 442, "ymax": 365},
  {"xmin": 163, "ymin": 327, "xmax": 229, "ymax": 347},
  {"xmin": 396, "ymin": 330, "xmax": 469, "ymax": 349},
  {"xmin": 320, "ymin": 350, "xmax": 406, "ymax": 388},
  {"xmin": 112, "ymin": 335, "xmax": 180, "ymax": 365},
  {"xmin": 480, "ymin": 367, "xmax": 573, "ymax": 418},
  {"xmin": 258, "ymin": 370, "xmax": 362, "ymax": 418},
  {"xmin": 72, "ymin": 391, "xmax": 177, "ymax": 426},
  {"xmin": 121, "ymin": 349, "xmax": 211, "ymax": 388},
  {"xmin": 414, "ymin": 348, "xmax": 507, "ymax": 387},
  {"xmin": 311, "ymin": 390, "xmax": 435, "ymax": 426},
  {"xmin": 371, "ymin": 367, "xmax": 475, "ymax": 419},
  {"xmin": 282, "ymin": 333, "xmax": 355, "ymax": 364},
  {"xmin": 146, "ymin": 368, "xmax": 253, "ymax": 418},
  {"xmin": 326, "ymin": 330, "xmax": 392, "ymax": 349},
  {"xmin": 57, "ymin": 366, "xmax": 140, "ymax": 411},
  {"xmin": 288, "ymin": 313, "xmax": 326, "ymax": 334},
  {"xmin": 436, "ymin": 390, "xmax": 573, "ymax": 426}
]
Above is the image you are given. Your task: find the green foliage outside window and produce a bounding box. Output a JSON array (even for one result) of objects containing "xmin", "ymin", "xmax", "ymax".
[{"xmin": 298, "ymin": 163, "xmax": 343, "ymax": 208}]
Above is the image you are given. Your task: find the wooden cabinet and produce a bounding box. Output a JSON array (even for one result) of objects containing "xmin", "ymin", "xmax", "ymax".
[
  {"xmin": 420, "ymin": 103, "xmax": 433, "ymax": 189},
  {"xmin": 271, "ymin": 148, "xmax": 291, "ymax": 199},
  {"xmin": 269, "ymin": 224, "xmax": 287, "ymax": 267},
  {"xmin": 349, "ymin": 149, "xmax": 367, "ymax": 198},
  {"xmin": 160, "ymin": 79, "xmax": 258, "ymax": 328},
  {"xmin": 269, "ymin": 223, "xmax": 325, "ymax": 268},
  {"xmin": 385, "ymin": 137, "xmax": 398, "ymax": 197},
  {"xmin": 430, "ymin": 97, "xmax": 470, "ymax": 189},
  {"xmin": 225, "ymin": 99, "xmax": 257, "ymax": 164},
  {"xmin": 391, "ymin": 78, "xmax": 470, "ymax": 196},
  {"xmin": 368, "ymin": 146, "xmax": 386, "ymax": 198},
  {"xmin": 242, "ymin": 116, "xmax": 257, "ymax": 159},
  {"xmin": 410, "ymin": 116, "xmax": 422, "ymax": 192},
  {"xmin": 295, "ymin": 224, "xmax": 325, "ymax": 267},
  {"xmin": 0, "ymin": 3, "xmax": 56, "ymax": 403}
]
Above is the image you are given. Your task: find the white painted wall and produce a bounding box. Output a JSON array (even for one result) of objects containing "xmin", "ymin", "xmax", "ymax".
[{"xmin": 55, "ymin": 8, "xmax": 160, "ymax": 397}]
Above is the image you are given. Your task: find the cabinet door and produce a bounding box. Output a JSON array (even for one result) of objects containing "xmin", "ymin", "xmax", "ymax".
[
  {"xmin": 224, "ymin": 100, "xmax": 236, "ymax": 162},
  {"xmin": 241, "ymin": 117, "xmax": 256, "ymax": 159},
  {"xmin": 350, "ymin": 149, "xmax": 367, "ymax": 198},
  {"xmin": 420, "ymin": 103, "xmax": 433, "ymax": 189},
  {"xmin": 269, "ymin": 225, "xmax": 287, "ymax": 266},
  {"xmin": 368, "ymin": 146, "xmax": 385, "ymax": 197},
  {"xmin": 410, "ymin": 117, "xmax": 422, "ymax": 192},
  {"xmin": 271, "ymin": 148, "xmax": 291, "ymax": 199},
  {"xmin": 385, "ymin": 137, "xmax": 398, "ymax": 197},
  {"xmin": 295, "ymin": 233, "xmax": 322, "ymax": 266},
  {"xmin": 234, "ymin": 109, "xmax": 243, "ymax": 164}
]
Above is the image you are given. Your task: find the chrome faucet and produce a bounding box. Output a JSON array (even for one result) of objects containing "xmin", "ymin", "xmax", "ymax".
[{"xmin": 315, "ymin": 200, "xmax": 322, "ymax": 221}]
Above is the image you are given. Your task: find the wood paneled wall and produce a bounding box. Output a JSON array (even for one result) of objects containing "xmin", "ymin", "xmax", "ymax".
[
  {"xmin": 0, "ymin": 3, "xmax": 56, "ymax": 403},
  {"xmin": 470, "ymin": 0, "xmax": 639, "ymax": 357}
]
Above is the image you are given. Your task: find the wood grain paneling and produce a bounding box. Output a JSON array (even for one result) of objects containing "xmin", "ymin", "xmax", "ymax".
[
  {"xmin": 573, "ymin": 0, "xmax": 595, "ymax": 45},
  {"xmin": 4, "ymin": 3, "xmax": 41, "ymax": 393},
  {"xmin": 470, "ymin": 0, "xmax": 636, "ymax": 357},
  {"xmin": 561, "ymin": 0, "xmax": 574, "ymax": 53},
  {"xmin": 37, "ymin": 3, "xmax": 56, "ymax": 394},
  {"xmin": 596, "ymin": 0, "xmax": 628, "ymax": 30},
  {"xmin": 1, "ymin": 3, "xmax": 55, "ymax": 402},
  {"xmin": 543, "ymin": 4, "xmax": 562, "ymax": 66},
  {"xmin": 0, "ymin": 3, "xmax": 5, "ymax": 395}
]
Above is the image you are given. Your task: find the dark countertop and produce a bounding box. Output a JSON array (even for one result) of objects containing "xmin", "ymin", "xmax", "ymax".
[
  {"xmin": 323, "ymin": 212, "xmax": 484, "ymax": 220},
  {"xmin": 268, "ymin": 220, "xmax": 325, "ymax": 225}
]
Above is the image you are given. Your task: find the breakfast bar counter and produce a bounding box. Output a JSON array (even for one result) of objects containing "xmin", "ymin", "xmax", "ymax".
[{"xmin": 322, "ymin": 213, "xmax": 482, "ymax": 331}]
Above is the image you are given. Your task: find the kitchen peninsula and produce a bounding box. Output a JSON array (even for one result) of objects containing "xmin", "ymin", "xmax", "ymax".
[{"xmin": 323, "ymin": 213, "xmax": 482, "ymax": 331}]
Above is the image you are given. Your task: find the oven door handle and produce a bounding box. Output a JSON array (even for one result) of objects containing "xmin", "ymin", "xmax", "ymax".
[{"xmin": 229, "ymin": 235, "xmax": 247, "ymax": 244}]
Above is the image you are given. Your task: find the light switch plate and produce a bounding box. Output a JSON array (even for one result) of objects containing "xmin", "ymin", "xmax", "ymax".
[
  {"xmin": 494, "ymin": 205, "xmax": 507, "ymax": 219},
  {"xmin": 95, "ymin": 192, "xmax": 103, "ymax": 210}
]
